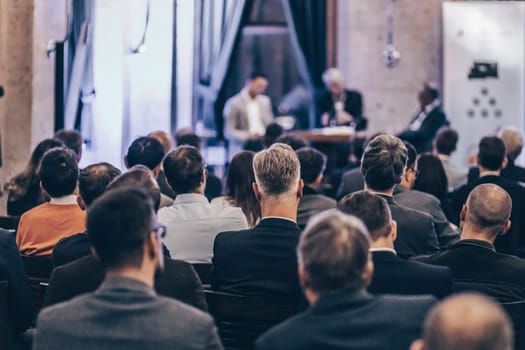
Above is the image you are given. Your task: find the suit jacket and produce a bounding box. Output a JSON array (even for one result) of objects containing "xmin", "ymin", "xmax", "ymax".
[
  {"xmin": 0, "ymin": 230, "xmax": 33, "ymax": 350},
  {"xmin": 34, "ymin": 277, "xmax": 222, "ymax": 350},
  {"xmin": 398, "ymin": 105, "xmax": 448, "ymax": 153},
  {"xmin": 211, "ymin": 217, "xmax": 302, "ymax": 298},
  {"xmin": 394, "ymin": 186, "xmax": 459, "ymax": 249},
  {"xmin": 449, "ymin": 175, "xmax": 525, "ymax": 256},
  {"xmin": 420, "ymin": 239, "xmax": 525, "ymax": 302},
  {"xmin": 336, "ymin": 167, "xmax": 364, "ymax": 200},
  {"xmin": 369, "ymin": 250, "xmax": 453, "ymax": 299},
  {"xmin": 297, "ymin": 186, "xmax": 336, "ymax": 229},
  {"xmin": 256, "ymin": 289, "xmax": 436, "ymax": 350},
  {"xmin": 44, "ymin": 255, "xmax": 208, "ymax": 311},
  {"xmin": 502, "ymin": 159, "xmax": 525, "ymax": 184},
  {"xmin": 317, "ymin": 89, "xmax": 367, "ymax": 131},
  {"xmin": 379, "ymin": 194, "xmax": 439, "ymax": 258}
]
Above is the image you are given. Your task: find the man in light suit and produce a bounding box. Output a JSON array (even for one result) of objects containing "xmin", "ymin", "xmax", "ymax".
[
  {"xmin": 224, "ymin": 72, "xmax": 273, "ymax": 158},
  {"xmin": 361, "ymin": 134, "xmax": 439, "ymax": 258},
  {"xmin": 399, "ymin": 82, "xmax": 449, "ymax": 153},
  {"xmin": 256, "ymin": 211, "xmax": 436, "ymax": 350},
  {"xmin": 212, "ymin": 143, "xmax": 304, "ymax": 298},
  {"xmin": 33, "ymin": 188, "xmax": 222, "ymax": 350},
  {"xmin": 338, "ymin": 191, "xmax": 453, "ymax": 300}
]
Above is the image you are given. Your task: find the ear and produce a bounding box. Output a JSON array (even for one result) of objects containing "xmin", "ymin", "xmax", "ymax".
[
  {"xmin": 500, "ymin": 220, "xmax": 512, "ymax": 236},
  {"xmin": 410, "ymin": 339, "xmax": 425, "ymax": 350},
  {"xmin": 124, "ymin": 155, "xmax": 129, "ymax": 169},
  {"xmin": 298, "ymin": 265, "xmax": 308, "ymax": 290},
  {"xmin": 502, "ymin": 156, "xmax": 508, "ymax": 169},
  {"xmin": 390, "ymin": 220, "xmax": 397, "ymax": 242},
  {"xmin": 460, "ymin": 204, "xmax": 467, "ymax": 223},
  {"xmin": 152, "ymin": 164, "xmax": 161, "ymax": 177},
  {"xmin": 362, "ymin": 256, "xmax": 374, "ymax": 289},
  {"xmin": 90, "ymin": 247, "xmax": 100, "ymax": 260},
  {"xmin": 314, "ymin": 174, "xmax": 323, "ymax": 187},
  {"xmin": 77, "ymin": 196, "xmax": 87, "ymax": 211},
  {"xmin": 297, "ymin": 179, "xmax": 304, "ymax": 199},
  {"xmin": 252, "ymin": 182, "xmax": 261, "ymax": 202}
]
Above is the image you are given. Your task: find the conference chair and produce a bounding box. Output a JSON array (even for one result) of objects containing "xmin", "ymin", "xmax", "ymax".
[{"xmin": 20, "ymin": 255, "xmax": 53, "ymax": 317}]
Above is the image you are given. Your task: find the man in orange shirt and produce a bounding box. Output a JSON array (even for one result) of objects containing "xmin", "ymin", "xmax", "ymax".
[{"xmin": 16, "ymin": 147, "xmax": 86, "ymax": 256}]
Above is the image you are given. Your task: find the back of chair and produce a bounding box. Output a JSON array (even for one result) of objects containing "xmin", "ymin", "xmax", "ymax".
[
  {"xmin": 0, "ymin": 281, "xmax": 9, "ymax": 350},
  {"xmin": 192, "ymin": 263, "xmax": 212, "ymax": 285},
  {"xmin": 501, "ymin": 301, "xmax": 525, "ymax": 350},
  {"xmin": 20, "ymin": 255, "xmax": 53, "ymax": 316},
  {"xmin": 0, "ymin": 216, "xmax": 19, "ymax": 232},
  {"xmin": 205, "ymin": 290, "xmax": 299, "ymax": 350}
]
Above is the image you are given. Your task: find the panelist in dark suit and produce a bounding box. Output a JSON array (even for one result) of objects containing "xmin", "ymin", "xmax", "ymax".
[
  {"xmin": 398, "ymin": 82, "xmax": 448, "ymax": 153},
  {"xmin": 449, "ymin": 137, "xmax": 525, "ymax": 256},
  {"xmin": 338, "ymin": 191, "xmax": 453, "ymax": 299},
  {"xmin": 422, "ymin": 184, "xmax": 525, "ymax": 303},
  {"xmin": 360, "ymin": 134, "xmax": 439, "ymax": 258},
  {"xmin": 212, "ymin": 143, "xmax": 303, "ymax": 298},
  {"xmin": 0, "ymin": 229, "xmax": 33, "ymax": 350},
  {"xmin": 317, "ymin": 68, "xmax": 367, "ymax": 131},
  {"xmin": 256, "ymin": 211, "xmax": 436, "ymax": 350}
]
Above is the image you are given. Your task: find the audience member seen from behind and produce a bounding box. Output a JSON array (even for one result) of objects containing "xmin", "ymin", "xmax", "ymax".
[
  {"xmin": 433, "ymin": 127, "xmax": 467, "ymax": 191},
  {"xmin": 16, "ymin": 147, "xmax": 86, "ymax": 256},
  {"xmin": 256, "ymin": 211, "xmax": 436, "ymax": 350},
  {"xmin": 52, "ymin": 162, "xmax": 121, "ymax": 267},
  {"xmin": 159, "ymin": 146, "xmax": 247, "ymax": 263},
  {"xmin": 211, "ymin": 151, "xmax": 261, "ymax": 227},
  {"xmin": 4, "ymin": 138, "xmax": 64, "ymax": 216},
  {"xmin": 263, "ymin": 122, "xmax": 284, "ymax": 148},
  {"xmin": 499, "ymin": 126, "xmax": 525, "ymax": 183},
  {"xmin": 296, "ymin": 147, "xmax": 336, "ymax": 229},
  {"xmin": 410, "ymin": 293, "xmax": 513, "ymax": 350},
  {"xmin": 33, "ymin": 188, "xmax": 223, "ymax": 350},
  {"xmin": 413, "ymin": 153, "xmax": 449, "ymax": 206},
  {"xmin": 338, "ymin": 191, "xmax": 453, "ymax": 299},
  {"xmin": 360, "ymin": 134, "xmax": 439, "ymax": 258},
  {"xmin": 212, "ymin": 143, "xmax": 304, "ymax": 298},
  {"xmin": 54, "ymin": 129, "xmax": 83, "ymax": 163},
  {"xmin": 45, "ymin": 165, "xmax": 207, "ymax": 311},
  {"xmin": 0, "ymin": 228, "xmax": 33, "ymax": 350},
  {"xmin": 421, "ymin": 184, "xmax": 525, "ymax": 302},
  {"xmin": 148, "ymin": 130, "xmax": 172, "ymax": 155}
]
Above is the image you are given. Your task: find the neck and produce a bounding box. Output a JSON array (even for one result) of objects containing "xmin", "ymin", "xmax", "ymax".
[
  {"xmin": 370, "ymin": 238, "xmax": 395, "ymax": 250},
  {"xmin": 105, "ymin": 265, "xmax": 155, "ymax": 288},
  {"xmin": 306, "ymin": 182, "xmax": 319, "ymax": 191},
  {"xmin": 193, "ymin": 185, "xmax": 205, "ymax": 195},
  {"xmin": 260, "ymin": 196, "xmax": 298, "ymax": 221},
  {"xmin": 479, "ymin": 167, "xmax": 501, "ymax": 177},
  {"xmin": 365, "ymin": 185, "xmax": 394, "ymax": 196},
  {"xmin": 460, "ymin": 224, "xmax": 496, "ymax": 245}
]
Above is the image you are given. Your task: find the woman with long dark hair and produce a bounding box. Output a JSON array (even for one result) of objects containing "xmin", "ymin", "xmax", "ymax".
[
  {"xmin": 4, "ymin": 138, "xmax": 64, "ymax": 216},
  {"xmin": 212, "ymin": 151, "xmax": 261, "ymax": 227}
]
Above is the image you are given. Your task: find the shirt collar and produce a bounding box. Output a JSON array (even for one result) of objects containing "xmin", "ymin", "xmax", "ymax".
[
  {"xmin": 370, "ymin": 247, "xmax": 397, "ymax": 254},
  {"xmin": 480, "ymin": 170, "xmax": 500, "ymax": 178},
  {"xmin": 261, "ymin": 216, "xmax": 297, "ymax": 224},
  {"xmin": 437, "ymin": 154, "xmax": 449, "ymax": 161},
  {"xmin": 50, "ymin": 194, "xmax": 78, "ymax": 205},
  {"xmin": 454, "ymin": 238, "xmax": 496, "ymax": 252},
  {"xmin": 241, "ymin": 88, "xmax": 256, "ymax": 102}
]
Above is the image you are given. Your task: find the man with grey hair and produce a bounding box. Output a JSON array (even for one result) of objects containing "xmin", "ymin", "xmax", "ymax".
[
  {"xmin": 410, "ymin": 293, "xmax": 513, "ymax": 350},
  {"xmin": 499, "ymin": 126, "xmax": 525, "ymax": 183},
  {"xmin": 317, "ymin": 68, "xmax": 366, "ymax": 130},
  {"xmin": 212, "ymin": 143, "xmax": 304, "ymax": 298},
  {"xmin": 256, "ymin": 211, "xmax": 436, "ymax": 350},
  {"xmin": 361, "ymin": 134, "xmax": 438, "ymax": 258},
  {"xmin": 422, "ymin": 184, "xmax": 525, "ymax": 302}
]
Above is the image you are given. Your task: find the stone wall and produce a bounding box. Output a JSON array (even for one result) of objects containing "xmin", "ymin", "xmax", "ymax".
[{"xmin": 337, "ymin": 0, "xmax": 444, "ymax": 134}]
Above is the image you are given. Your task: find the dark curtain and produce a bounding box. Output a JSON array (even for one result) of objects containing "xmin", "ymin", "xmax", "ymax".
[
  {"xmin": 59, "ymin": 0, "xmax": 94, "ymax": 142},
  {"xmin": 282, "ymin": 0, "xmax": 327, "ymax": 129},
  {"xmin": 194, "ymin": 0, "xmax": 253, "ymax": 139}
]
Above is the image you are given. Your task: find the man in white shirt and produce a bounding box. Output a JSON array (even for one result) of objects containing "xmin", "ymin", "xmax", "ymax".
[
  {"xmin": 224, "ymin": 72, "xmax": 274, "ymax": 158},
  {"xmin": 158, "ymin": 146, "xmax": 248, "ymax": 263}
]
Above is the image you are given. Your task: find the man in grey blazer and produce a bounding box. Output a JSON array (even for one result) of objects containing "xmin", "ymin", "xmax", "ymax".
[
  {"xmin": 33, "ymin": 188, "xmax": 223, "ymax": 350},
  {"xmin": 224, "ymin": 72, "xmax": 273, "ymax": 158}
]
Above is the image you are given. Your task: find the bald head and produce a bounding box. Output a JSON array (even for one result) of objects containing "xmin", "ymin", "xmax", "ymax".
[
  {"xmin": 464, "ymin": 184, "xmax": 511, "ymax": 237},
  {"xmin": 412, "ymin": 293, "xmax": 512, "ymax": 350}
]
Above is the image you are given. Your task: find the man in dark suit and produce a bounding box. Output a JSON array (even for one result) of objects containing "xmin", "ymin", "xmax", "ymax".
[
  {"xmin": 422, "ymin": 184, "xmax": 525, "ymax": 302},
  {"xmin": 212, "ymin": 143, "xmax": 304, "ymax": 298},
  {"xmin": 499, "ymin": 127, "xmax": 525, "ymax": 183},
  {"xmin": 256, "ymin": 211, "xmax": 436, "ymax": 350},
  {"xmin": 361, "ymin": 134, "xmax": 439, "ymax": 258},
  {"xmin": 398, "ymin": 82, "xmax": 448, "ymax": 153},
  {"xmin": 52, "ymin": 162, "xmax": 121, "ymax": 267},
  {"xmin": 317, "ymin": 68, "xmax": 367, "ymax": 131},
  {"xmin": 338, "ymin": 191, "xmax": 453, "ymax": 299},
  {"xmin": 296, "ymin": 147, "xmax": 336, "ymax": 229},
  {"xmin": 450, "ymin": 136, "xmax": 525, "ymax": 256},
  {"xmin": 33, "ymin": 188, "xmax": 222, "ymax": 350},
  {"xmin": 394, "ymin": 142, "xmax": 459, "ymax": 249},
  {"xmin": 411, "ymin": 294, "xmax": 513, "ymax": 350},
  {"xmin": 0, "ymin": 229, "xmax": 33, "ymax": 350}
]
